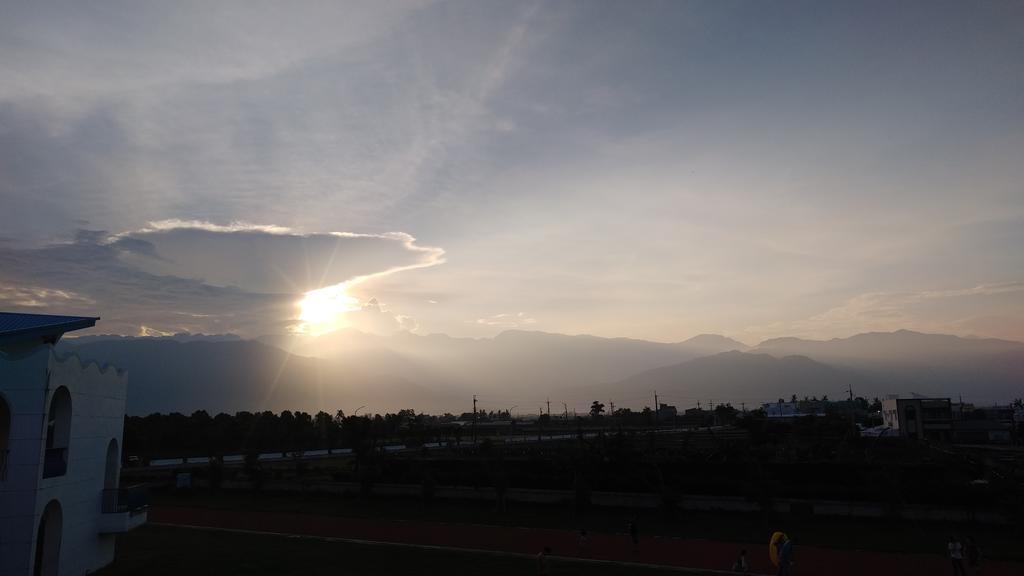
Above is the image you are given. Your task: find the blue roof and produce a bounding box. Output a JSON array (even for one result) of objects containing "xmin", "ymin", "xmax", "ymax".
[{"xmin": 0, "ymin": 312, "xmax": 98, "ymax": 345}]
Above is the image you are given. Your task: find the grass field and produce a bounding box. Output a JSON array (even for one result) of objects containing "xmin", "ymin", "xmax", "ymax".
[{"xmin": 96, "ymin": 525, "xmax": 719, "ymax": 576}]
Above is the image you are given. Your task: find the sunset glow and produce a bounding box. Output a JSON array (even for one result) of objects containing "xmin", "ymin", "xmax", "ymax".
[{"xmin": 297, "ymin": 283, "xmax": 361, "ymax": 336}]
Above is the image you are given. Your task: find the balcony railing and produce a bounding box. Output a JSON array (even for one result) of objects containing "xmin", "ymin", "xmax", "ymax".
[
  {"xmin": 0, "ymin": 448, "xmax": 8, "ymax": 481},
  {"xmin": 102, "ymin": 484, "xmax": 149, "ymax": 514},
  {"xmin": 42, "ymin": 447, "xmax": 67, "ymax": 478}
]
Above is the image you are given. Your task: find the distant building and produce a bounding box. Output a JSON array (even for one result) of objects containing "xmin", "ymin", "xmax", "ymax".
[
  {"xmin": 0, "ymin": 313, "xmax": 146, "ymax": 576},
  {"xmin": 952, "ymin": 403, "xmax": 1016, "ymax": 444},
  {"xmin": 762, "ymin": 401, "xmax": 825, "ymax": 419},
  {"xmin": 657, "ymin": 403, "xmax": 677, "ymax": 419},
  {"xmin": 680, "ymin": 408, "xmax": 709, "ymax": 428},
  {"xmin": 881, "ymin": 396, "xmax": 952, "ymax": 441}
]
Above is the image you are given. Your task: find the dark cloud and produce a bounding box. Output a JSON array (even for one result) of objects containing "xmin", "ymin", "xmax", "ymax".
[
  {"xmin": 112, "ymin": 224, "xmax": 441, "ymax": 293},
  {"xmin": 0, "ymin": 223, "xmax": 443, "ymax": 337}
]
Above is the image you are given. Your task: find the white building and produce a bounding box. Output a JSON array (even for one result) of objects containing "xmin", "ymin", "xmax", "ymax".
[{"xmin": 0, "ymin": 312, "xmax": 145, "ymax": 576}]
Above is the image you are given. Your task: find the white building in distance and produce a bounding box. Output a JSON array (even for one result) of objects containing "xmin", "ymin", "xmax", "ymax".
[{"xmin": 0, "ymin": 312, "xmax": 145, "ymax": 576}]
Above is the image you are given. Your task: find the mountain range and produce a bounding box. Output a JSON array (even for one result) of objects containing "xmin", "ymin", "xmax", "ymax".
[{"xmin": 58, "ymin": 329, "xmax": 1023, "ymax": 415}]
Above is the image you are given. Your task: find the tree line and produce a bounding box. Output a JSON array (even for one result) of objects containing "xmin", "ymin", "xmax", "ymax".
[{"xmin": 124, "ymin": 409, "xmax": 452, "ymax": 460}]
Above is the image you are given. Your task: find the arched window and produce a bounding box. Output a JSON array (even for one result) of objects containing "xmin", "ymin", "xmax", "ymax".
[
  {"xmin": 43, "ymin": 387, "xmax": 71, "ymax": 478},
  {"xmin": 0, "ymin": 393, "xmax": 10, "ymax": 481},
  {"xmin": 34, "ymin": 499, "xmax": 63, "ymax": 576}
]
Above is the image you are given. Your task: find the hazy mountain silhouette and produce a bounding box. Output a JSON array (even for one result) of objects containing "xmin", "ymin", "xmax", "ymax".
[
  {"xmin": 605, "ymin": 351, "xmax": 867, "ymax": 407},
  {"xmin": 751, "ymin": 330, "xmax": 1024, "ymax": 403},
  {"xmin": 57, "ymin": 328, "xmax": 1024, "ymax": 414},
  {"xmin": 58, "ymin": 338, "xmax": 460, "ymax": 415},
  {"xmin": 263, "ymin": 329, "xmax": 745, "ymax": 397},
  {"xmin": 755, "ymin": 330, "xmax": 1023, "ymax": 365},
  {"xmin": 678, "ymin": 333, "xmax": 749, "ymax": 355}
]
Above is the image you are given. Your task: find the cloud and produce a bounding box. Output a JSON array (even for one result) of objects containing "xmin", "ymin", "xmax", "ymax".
[
  {"xmin": 742, "ymin": 282, "xmax": 1024, "ymax": 342},
  {"xmin": 0, "ymin": 221, "xmax": 443, "ymax": 337},
  {"xmin": 2, "ymin": 2, "xmax": 1022, "ymax": 343},
  {"xmin": 473, "ymin": 312, "xmax": 537, "ymax": 329},
  {"xmin": 0, "ymin": 2, "xmax": 427, "ymax": 104},
  {"xmin": 0, "ymin": 284, "xmax": 94, "ymax": 308},
  {"xmin": 349, "ymin": 298, "xmax": 417, "ymax": 336},
  {"xmin": 112, "ymin": 221, "xmax": 444, "ymax": 294}
]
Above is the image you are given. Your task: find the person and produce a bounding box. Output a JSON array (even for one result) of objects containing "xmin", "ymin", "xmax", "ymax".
[
  {"xmin": 537, "ymin": 546, "xmax": 551, "ymax": 576},
  {"xmin": 628, "ymin": 517, "xmax": 639, "ymax": 553},
  {"xmin": 732, "ymin": 548, "xmax": 749, "ymax": 573},
  {"xmin": 577, "ymin": 528, "xmax": 589, "ymax": 556},
  {"xmin": 776, "ymin": 535, "xmax": 794, "ymax": 576},
  {"xmin": 949, "ymin": 536, "xmax": 966, "ymax": 576},
  {"xmin": 966, "ymin": 536, "xmax": 982, "ymax": 572}
]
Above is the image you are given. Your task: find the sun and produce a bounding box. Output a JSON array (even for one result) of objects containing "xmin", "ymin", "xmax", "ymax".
[{"xmin": 297, "ymin": 283, "xmax": 361, "ymax": 335}]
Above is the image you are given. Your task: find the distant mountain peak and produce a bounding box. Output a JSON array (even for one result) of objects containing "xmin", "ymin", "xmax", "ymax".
[
  {"xmin": 758, "ymin": 329, "xmax": 1023, "ymax": 348},
  {"xmin": 678, "ymin": 333, "xmax": 749, "ymax": 353}
]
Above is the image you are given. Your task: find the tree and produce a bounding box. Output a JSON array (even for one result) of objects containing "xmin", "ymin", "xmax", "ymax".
[{"xmin": 589, "ymin": 401, "xmax": 605, "ymax": 419}]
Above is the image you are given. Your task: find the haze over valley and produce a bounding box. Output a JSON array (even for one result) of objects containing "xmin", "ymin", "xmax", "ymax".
[{"xmin": 61, "ymin": 328, "xmax": 1024, "ymax": 415}]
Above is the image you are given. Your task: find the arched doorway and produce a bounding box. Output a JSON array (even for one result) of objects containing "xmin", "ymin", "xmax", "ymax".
[
  {"xmin": 43, "ymin": 387, "xmax": 71, "ymax": 478},
  {"xmin": 0, "ymin": 393, "xmax": 10, "ymax": 481},
  {"xmin": 102, "ymin": 438, "xmax": 120, "ymax": 513},
  {"xmin": 34, "ymin": 499, "xmax": 62, "ymax": 576},
  {"xmin": 104, "ymin": 438, "xmax": 119, "ymax": 490}
]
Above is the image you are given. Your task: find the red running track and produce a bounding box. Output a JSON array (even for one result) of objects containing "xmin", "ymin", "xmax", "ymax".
[{"xmin": 150, "ymin": 506, "xmax": 1021, "ymax": 576}]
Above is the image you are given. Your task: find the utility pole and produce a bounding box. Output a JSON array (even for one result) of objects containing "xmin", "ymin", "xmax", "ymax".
[
  {"xmin": 563, "ymin": 402, "xmax": 568, "ymax": 423},
  {"xmin": 546, "ymin": 398, "xmax": 551, "ymax": 417},
  {"xmin": 654, "ymin": 391, "xmax": 659, "ymax": 427},
  {"xmin": 472, "ymin": 395, "xmax": 478, "ymax": 444},
  {"xmin": 609, "ymin": 400, "xmax": 615, "ymax": 414},
  {"xmin": 848, "ymin": 383, "xmax": 856, "ymax": 426}
]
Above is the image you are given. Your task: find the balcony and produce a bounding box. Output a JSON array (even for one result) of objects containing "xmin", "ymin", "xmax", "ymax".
[
  {"xmin": 99, "ymin": 485, "xmax": 148, "ymax": 533},
  {"xmin": 42, "ymin": 447, "xmax": 67, "ymax": 478}
]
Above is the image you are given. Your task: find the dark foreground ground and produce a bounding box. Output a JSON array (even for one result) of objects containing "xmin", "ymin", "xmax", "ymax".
[
  {"xmin": 152, "ymin": 488, "xmax": 1024, "ymax": 561},
  {"xmin": 97, "ymin": 524, "xmax": 713, "ymax": 576},
  {"xmin": 94, "ymin": 488, "xmax": 1024, "ymax": 575}
]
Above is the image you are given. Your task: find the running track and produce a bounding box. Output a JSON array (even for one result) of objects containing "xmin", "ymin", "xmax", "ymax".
[{"xmin": 150, "ymin": 506, "xmax": 1021, "ymax": 576}]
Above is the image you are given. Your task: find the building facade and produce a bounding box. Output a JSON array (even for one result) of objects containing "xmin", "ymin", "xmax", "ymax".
[
  {"xmin": 881, "ymin": 396, "xmax": 953, "ymax": 441},
  {"xmin": 0, "ymin": 313, "xmax": 145, "ymax": 576},
  {"xmin": 951, "ymin": 404, "xmax": 1016, "ymax": 444}
]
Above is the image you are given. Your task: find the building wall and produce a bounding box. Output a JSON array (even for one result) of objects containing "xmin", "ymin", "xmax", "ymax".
[
  {"xmin": 0, "ymin": 346, "xmax": 49, "ymax": 576},
  {"xmin": 0, "ymin": 345, "xmax": 127, "ymax": 576},
  {"xmin": 881, "ymin": 398, "xmax": 900, "ymax": 430},
  {"xmin": 881, "ymin": 398, "xmax": 952, "ymax": 441}
]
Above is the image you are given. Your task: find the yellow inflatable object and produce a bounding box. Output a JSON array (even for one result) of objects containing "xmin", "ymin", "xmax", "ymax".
[{"xmin": 769, "ymin": 532, "xmax": 788, "ymax": 566}]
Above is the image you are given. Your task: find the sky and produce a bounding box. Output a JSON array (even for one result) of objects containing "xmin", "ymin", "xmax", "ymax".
[{"xmin": 1, "ymin": 0, "xmax": 1022, "ymax": 344}]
